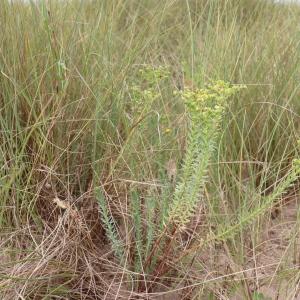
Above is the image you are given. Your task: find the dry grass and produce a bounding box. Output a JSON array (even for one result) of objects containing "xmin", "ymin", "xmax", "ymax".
[{"xmin": 1, "ymin": 0, "xmax": 300, "ymax": 299}]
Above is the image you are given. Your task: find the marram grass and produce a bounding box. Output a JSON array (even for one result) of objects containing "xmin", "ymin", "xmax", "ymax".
[{"xmin": 1, "ymin": 0, "xmax": 300, "ymax": 298}]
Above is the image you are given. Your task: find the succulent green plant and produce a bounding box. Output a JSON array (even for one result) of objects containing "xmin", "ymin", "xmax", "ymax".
[
  {"xmin": 95, "ymin": 187, "xmax": 124, "ymax": 261},
  {"xmin": 168, "ymin": 81, "xmax": 245, "ymax": 228},
  {"xmin": 95, "ymin": 67, "xmax": 246, "ymax": 277}
]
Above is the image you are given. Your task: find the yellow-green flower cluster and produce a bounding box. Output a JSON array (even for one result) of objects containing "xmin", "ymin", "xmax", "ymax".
[
  {"xmin": 131, "ymin": 85, "xmax": 158, "ymax": 106},
  {"xmin": 293, "ymin": 158, "xmax": 300, "ymax": 168},
  {"xmin": 130, "ymin": 65, "xmax": 171, "ymax": 112},
  {"xmin": 180, "ymin": 81, "xmax": 245, "ymax": 122},
  {"xmin": 138, "ymin": 65, "xmax": 171, "ymax": 86}
]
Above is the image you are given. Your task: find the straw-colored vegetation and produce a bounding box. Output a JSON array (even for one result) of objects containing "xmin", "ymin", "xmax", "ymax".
[{"xmin": 0, "ymin": 0, "xmax": 300, "ymax": 299}]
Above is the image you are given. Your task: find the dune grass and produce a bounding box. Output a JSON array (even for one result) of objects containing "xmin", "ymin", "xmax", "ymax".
[{"xmin": 0, "ymin": 0, "xmax": 300, "ymax": 299}]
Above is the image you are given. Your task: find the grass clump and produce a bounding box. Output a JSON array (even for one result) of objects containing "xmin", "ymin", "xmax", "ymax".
[{"xmin": 1, "ymin": 0, "xmax": 300, "ymax": 299}]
